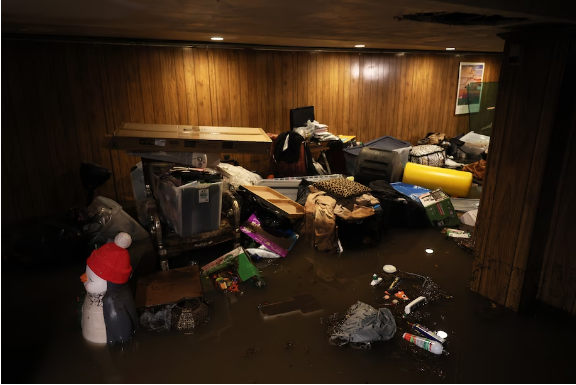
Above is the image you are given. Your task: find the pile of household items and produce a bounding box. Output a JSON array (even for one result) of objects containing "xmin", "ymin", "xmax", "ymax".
[{"xmin": 70, "ymin": 121, "xmax": 488, "ymax": 368}]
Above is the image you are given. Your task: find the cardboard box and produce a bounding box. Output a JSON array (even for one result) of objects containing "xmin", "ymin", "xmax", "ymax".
[
  {"xmin": 135, "ymin": 265, "xmax": 202, "ymax": 308},
  {"xmin": 103, "ymin": 123, "xmax": 272, "ymax": 154},
  {"xmin": 240, "ymin": 214, "xmax": 299, "ymax": 257},
  {"xmin": 418, "ymin": 188, "xmax": 461, "ymax": 227}
]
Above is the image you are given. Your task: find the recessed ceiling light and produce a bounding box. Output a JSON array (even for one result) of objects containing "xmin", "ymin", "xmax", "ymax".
[
  {"xmin": 355, "ymin": 44, "xmax": 365, "ymax": 48},
  {"xmin": 211, "ymin": 37, "xmax": 224, "ymax": 41},
  {"xmin": 446, "ymin": 47, "xmax": 456, "ymax": 50}
]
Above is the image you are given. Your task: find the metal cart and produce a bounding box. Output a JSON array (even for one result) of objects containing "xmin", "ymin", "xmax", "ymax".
[{"xmin": 140, "ymin": 158, "xmax": 241, "ymax": 271}]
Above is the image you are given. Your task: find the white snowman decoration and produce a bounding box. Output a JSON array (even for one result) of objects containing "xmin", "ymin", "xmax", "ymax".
[{"xmin": 80, "ymin": 232, "xmax": 138, "ymax": 344}]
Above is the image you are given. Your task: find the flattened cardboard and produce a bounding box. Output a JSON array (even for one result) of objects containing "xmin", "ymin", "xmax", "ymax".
[
  {"xmin": 135, "ymin": 265, "xmax": 202, "ymax": 308},
  {"xmin": 104, "ymin": 123, "xmax": 272, "ymax": 154}
]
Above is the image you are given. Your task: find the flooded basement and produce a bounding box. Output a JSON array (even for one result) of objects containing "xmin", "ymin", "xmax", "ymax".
[{"xmin": 2, "ymin": 227, "xmax": 576, "ymax": 383}]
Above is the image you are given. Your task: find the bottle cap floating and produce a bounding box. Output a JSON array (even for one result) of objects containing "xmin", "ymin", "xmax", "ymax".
[
  {"xmin": 383, "ymin": 265, "xmax": 397, "ymax": 273},
  {"xmin": 437, "ymin": 331, "xmax": 448, "ymax": 339},
  {"xmin": 425, "ymin": 249, "xmax": 434, "ymax": 254}
]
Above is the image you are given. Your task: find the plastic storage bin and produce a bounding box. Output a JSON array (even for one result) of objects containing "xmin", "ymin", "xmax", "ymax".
[
  {"xmin": 85, "ymin": 196, "xmax": 149, "ymax": 245},
  {"xmin": 354, "ymin": 148, "xmax": 403, "ymax": 185},
  {"xmin": 157, "ymin": 180, "xmax": 223, "ymax": 237},
  {"xmin": 258, "ymin": 174, "xmax": 345, "ymax": 200},
  {"xmin": 343, "ymin": 136, "xmax": 411, "ymax": 175}
]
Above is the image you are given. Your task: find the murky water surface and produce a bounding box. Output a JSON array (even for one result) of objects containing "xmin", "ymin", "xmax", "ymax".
[{"xmin": 3, "ymin": 227, "xmax": 576, "ymax": 383}]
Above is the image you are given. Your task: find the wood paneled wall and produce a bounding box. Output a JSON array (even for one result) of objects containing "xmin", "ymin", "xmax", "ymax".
[{"xmin": 1, "ymin": 39, "xmax": 501, "ymax": 221}]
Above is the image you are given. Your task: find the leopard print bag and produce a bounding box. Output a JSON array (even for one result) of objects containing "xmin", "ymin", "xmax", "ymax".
[{"xmin": 314, "ymin": 178, "xmax": 371, "ymax": 199}]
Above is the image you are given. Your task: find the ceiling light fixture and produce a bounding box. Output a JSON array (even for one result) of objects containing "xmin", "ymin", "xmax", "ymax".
[
  {"xmin": 446, "ymin": 47, "xmax": 456, "ymax": 50},
  {"xmin": 211, "ymin": 37, "xmax": 224, "ymax": 41},
  {"xmin": 355, "ymin": 45, "xmax": 365, "ymax": 48}
]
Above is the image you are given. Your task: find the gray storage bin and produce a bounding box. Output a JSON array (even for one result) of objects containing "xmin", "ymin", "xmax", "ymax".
[
  {"xmin": 354, "ymin": 147, "xmax": 403, "ymax": 185},
  {"xmin": 157, "ymin": 180, "xmax": 223, "ymax": 237},
  {"xmin": 258, "ymin": 174, "xmax": 345, "ymax": 200},
  {"xmin": 343, "ymin": 136, "xmax": 411, "ymax": 175}
]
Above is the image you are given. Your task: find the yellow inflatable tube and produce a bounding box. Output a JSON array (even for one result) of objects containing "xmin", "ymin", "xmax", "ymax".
[{"xmin": 402, "ymin": 162, "xmax": 473, "ymax": 197}]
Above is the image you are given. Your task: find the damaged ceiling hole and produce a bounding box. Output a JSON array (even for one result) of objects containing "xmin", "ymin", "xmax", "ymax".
[{"xmin": 393, "ymin": 12, "xmax": 527, "ymax": 26}]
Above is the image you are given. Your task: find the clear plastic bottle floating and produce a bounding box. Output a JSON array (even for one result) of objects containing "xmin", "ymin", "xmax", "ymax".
[{"xmin": 402, "ymin": 333, "xmax": 443, "ymax": 355}]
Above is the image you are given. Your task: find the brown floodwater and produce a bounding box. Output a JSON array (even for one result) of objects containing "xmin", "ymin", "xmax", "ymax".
[{"xmin": 2, "ymin": 227, "xmax": 576, "ymax": 383}]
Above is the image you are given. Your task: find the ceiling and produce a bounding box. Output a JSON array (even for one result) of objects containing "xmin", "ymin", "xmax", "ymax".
[{"xmin": 2, "ymin": 0, "xmax": 574, "ymax": 52}]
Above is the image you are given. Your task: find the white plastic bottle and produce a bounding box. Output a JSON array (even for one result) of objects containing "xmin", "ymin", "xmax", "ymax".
[{"xmin": 402, "ymin": 333, "xmax": 443, "ymax": 355}]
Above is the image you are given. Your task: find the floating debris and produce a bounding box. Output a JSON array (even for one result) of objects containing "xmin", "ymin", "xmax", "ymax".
[{"xmin": 244, "ymin": 347, "xmax": 261, "ymax": 357}]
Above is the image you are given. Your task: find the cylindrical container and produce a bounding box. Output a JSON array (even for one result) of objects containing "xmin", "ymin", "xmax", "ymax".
[
  {"xmin": 402, "ymin": 333, "xmax": 443, "ymax": 355},
  {"xmin": 403, "ymin": 162, "xmax": 472, "ymax": 197},
  {"xmin": 410, "ymin": 323, "xmax": 445, "ymax": 343}
]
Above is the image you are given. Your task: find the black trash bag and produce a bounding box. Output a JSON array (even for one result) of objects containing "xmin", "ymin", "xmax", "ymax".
[
  {"xmin": 336, "ymin": 206, "xmax": 383, "ymax": 248},
  {"xmin": 296, "ymin": 179, "xmax": 315, "ymax": 206},
  {"xmin": 236, "ymin": 187, "xmax": 292, "ymax": 235},
  {"xmin": 369, "ymin": 180, "xmax": 430, "ymax": 229},
  {"xmin": 330, "ymin": 302, "xmax": 396, "ymax": 348},
  {"xmin": 7, "ymin": 209, "xmax": 89, "ymax": 267}
]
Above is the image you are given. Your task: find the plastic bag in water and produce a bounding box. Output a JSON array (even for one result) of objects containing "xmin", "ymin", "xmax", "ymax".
[{"xmin": 330, "ymin": 301, "xmax": 396, "ymax": 347}]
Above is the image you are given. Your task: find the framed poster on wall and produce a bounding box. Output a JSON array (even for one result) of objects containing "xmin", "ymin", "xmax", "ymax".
[{"xmin": 455, "ymin": 62, "xmax": 485, "ymax": 115}]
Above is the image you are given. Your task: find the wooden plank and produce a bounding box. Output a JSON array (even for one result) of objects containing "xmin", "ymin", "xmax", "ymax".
[
  {"xmin": 374, "ymin": 55, "xmax": 385, "ymax": 138},
  {"xmin": 242, "ymin": 50, "xmax": 258, "ymax": 127},
  {"xmin": 281, "ymin": 51, "xmax": 295, "ymax": 129},
  {"xmin": 1, "ymin": 44, "xmax": 33, "ymax": 219},
  {"xmin": 122, "ymin": 46, "xmax": 146, "ymax": 124},
  {"xmin": 315, "ymin": 52, "xmax": 325, "ymax": 124},
  {"xmin": 349, "ymin": 53, "xmax": 360, "ymax": 139},
  {"xmin": 147, "ymin": 47, "xmax": 167, "ymax": 124},
  {"xmin": 159, "ymin": 47, "xmax": 180, "ymax": 124},
  {"xmin": 367, "ymin": 54, "xmax": 378, "ymax": 143},
  {"xmin": 273, "ymin": 52, "xmax": 283, "ymax": 132},
  {"xmin": 207, "ymin": 49, "xmax": 220, "ymax": 125},
  {"xmin": 296, "ymin": 52, "xmax": 308, "ymax": 108},
  {"xmin": 342, "ymin": 53, "xmax": 351, "ymax": 135},
  {"xmin": 35, "ymin": 42, "xmax": 92, "ymax": 209},
  {"xmin": 6, "ymin": 43, "xmax": 54, "ymax": 216},
  {"xmin": 46, "ymin": 43, "xmax": 86, "ymax": 207},
  {"xmin": 387, "ymin": 54, "xmax": 399, "ymax": 139},
  {"xmin": 182, "ymin": 48, "xmax": 199, "ymax": 126},
  {"xmin": 228, "ymin": 50, "xmax": 243, "ymax": 127},
  {"xmin": 237, "ymin": 50, "xmax": 252, "ymax": 166},
  {"xmin": 193, "ymin": 48, "xmax": 214, "ymax": 125},
  {"xmin": 215, "ymin": 49, "xmax": 232, "ymax": 127},
  {"xmin": 329, "ymin": 53, "xmax": 340, "ymax": 132},
  {"xmin": 256, "ymin": 51, "xmax": 269, "ymax": 130},
  {"xmin": 76, "ymin": 44, "xmax": 117, "ymax": 200},
  {"xmin": 307, "ymin": 52, "xmax": 317, "ymax": 112},
  {"xmin": 137, "ymin": 46, "xmax": 156, "ymax": 124},
  {"xmin": 97, "ymin": 46, "xmax": 131, "ymax": 202},
  {"xmin": 173, "ymin": 48, "xmax": 189, "ymax": 125}
]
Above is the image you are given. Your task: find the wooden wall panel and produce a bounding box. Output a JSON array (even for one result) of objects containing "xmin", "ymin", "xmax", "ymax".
[{"xmin": 1, "ymin": 40, "xmax": 501, "ymax": 222}]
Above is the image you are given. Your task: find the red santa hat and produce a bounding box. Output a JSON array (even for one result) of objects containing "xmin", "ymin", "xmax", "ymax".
[{"xmin": 87, "ymin": 232, "xmax": 132, "ymax": 284}]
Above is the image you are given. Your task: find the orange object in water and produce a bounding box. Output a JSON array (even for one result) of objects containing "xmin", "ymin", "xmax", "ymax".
[{"xmin": 395, "ymin": 291, "xmax": 409, "ymax": 301}]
